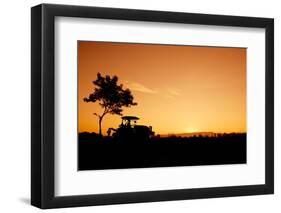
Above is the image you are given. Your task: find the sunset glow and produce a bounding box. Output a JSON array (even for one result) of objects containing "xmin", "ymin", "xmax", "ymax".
[{"xmin": 78, "ymin": 41, "xmax": 246, "ymax": 135}]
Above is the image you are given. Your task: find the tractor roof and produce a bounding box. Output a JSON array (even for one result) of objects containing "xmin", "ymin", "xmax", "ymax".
[{"xmin": 121, "ymin": 116, "xmax": 139, "ymax": 121}]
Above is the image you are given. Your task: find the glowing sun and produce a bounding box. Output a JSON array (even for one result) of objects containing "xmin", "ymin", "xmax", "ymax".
[{"xmin": 186, "ymin": 128, "xmax": 198, "ymax": 133}]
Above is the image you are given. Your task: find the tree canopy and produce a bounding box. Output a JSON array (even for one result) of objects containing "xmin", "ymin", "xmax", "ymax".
[{"xmin": 84, "ymin": 73, "xmax": 137, "ymax": 135}]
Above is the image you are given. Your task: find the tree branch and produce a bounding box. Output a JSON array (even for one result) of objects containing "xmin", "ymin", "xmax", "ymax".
[
  {"xmin": 101, "ymin": 106, "xmax": 108, "ymax": 118},
  {"xmin": 93, "ymin": 113, "xmax": 100, "ymax": 118}
]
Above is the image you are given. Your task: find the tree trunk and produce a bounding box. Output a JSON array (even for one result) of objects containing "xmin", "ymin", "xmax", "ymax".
[{"xmin": 98, "ymin": 117, "xmax": 103, "ymax": 136}]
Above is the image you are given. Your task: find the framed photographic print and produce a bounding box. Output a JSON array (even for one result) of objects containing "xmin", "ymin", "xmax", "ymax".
[{"xmin": 31, "ymin": 4, "xmax": 274, "ymax": 209}]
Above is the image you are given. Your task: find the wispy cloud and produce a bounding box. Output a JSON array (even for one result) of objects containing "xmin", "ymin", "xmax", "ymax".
[
  {"xmin": 167, "ymin": 88, "xmax": 181, "ymax": 97},
  {"xmin": 126, "ymin": 81, "xmax": 158, "ymax": 94},
  {"xmin": 124, "ymin": 81, "xmax": 181, "ymax": 99},
  {"xmin": 164, "ymin": 88, "xmax": 182, "ymax": 99}
]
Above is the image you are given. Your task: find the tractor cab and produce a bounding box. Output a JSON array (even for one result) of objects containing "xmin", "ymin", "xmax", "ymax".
[{"xmin": 120, "ymin": 116, "xmax": 139, "ymax": 128}]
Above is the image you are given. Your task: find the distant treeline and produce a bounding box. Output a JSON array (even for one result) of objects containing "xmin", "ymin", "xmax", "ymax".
[{"xmin": 78, "ymin": 131, "xmax": 246, "ymax": 144}]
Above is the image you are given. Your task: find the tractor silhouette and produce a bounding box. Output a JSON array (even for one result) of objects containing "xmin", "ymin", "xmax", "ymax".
[{"xmin": 107, "ymin": 116, "xmax": 154, "ymax": 143}]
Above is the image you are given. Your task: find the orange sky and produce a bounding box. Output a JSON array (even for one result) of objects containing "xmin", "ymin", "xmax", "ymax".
[{"xmin": 78, "ymin": 41, "xmax": 246, "ymax": 135}]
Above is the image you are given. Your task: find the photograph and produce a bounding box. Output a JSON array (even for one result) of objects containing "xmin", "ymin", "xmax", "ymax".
[{"xmin": 78, "ymin": 41, "xmax": 247, "ymax": 170}]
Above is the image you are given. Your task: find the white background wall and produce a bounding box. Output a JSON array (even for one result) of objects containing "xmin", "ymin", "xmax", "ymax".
[{"xmin": 0, "ymin": 0, "xmax": 279, "ymax": 212}]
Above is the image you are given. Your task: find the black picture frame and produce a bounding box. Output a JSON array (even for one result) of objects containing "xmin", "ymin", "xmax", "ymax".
[{"xmin": 31, "ymin": 3, "xmax": 274, "ymax": 209}]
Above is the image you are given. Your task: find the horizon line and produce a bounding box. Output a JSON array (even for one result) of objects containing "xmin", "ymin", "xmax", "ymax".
[{"xmin": 79, "ymin": 131, "xmax": 247, "ymax": 134}]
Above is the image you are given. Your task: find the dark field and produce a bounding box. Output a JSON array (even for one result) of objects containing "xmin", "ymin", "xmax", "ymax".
[{"xmin": 78, "ymin": 132, "xmax": 246, "ymax": 170}]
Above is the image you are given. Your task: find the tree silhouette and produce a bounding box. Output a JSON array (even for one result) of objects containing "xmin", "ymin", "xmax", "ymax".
[{"xmin": 84, "ymin": 73, "xmax": 137, "ymax": 136}]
